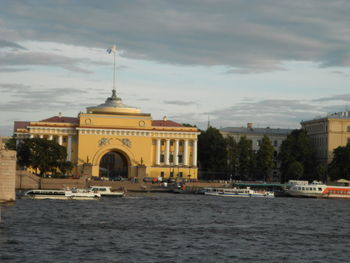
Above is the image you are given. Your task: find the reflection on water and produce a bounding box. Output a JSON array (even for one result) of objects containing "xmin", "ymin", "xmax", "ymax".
[{"xmin": 1, "ymin": 194, "xmax": 350, "ymax": 263}]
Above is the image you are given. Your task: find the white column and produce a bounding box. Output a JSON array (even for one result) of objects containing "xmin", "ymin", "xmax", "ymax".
[
  {"xmin": 174, "ymin": 139, "xmax": 179, "ymax": 166},
  {"xmin": 58, "ymin": 135, "xmax": 63, "ymax": 146},
  {"xmin": 48, "ymin": 135, "xmax": 53, "ymax": 140},
  {"xmin": 39, "ymin": 134, "xmax": 43, "ymax": 139},
  {"xmin": 67, "ymin": 136, "xmax": 72, "ymax": 161},
  {"xmin": 165, "ymin": 139, "xmax": 170, "ymax": 165},
  {"xmin": 29, "ymin": 134, "xmax": 34, "ymax": 138},
  {"xmin": 184, "ymin": 139, "xmax": 189, "ymax": 166},
  {"xmin": 192, "ymin": 140, "xmax": 197, "ymax": 167},
  {"xmin": 156, "ymin": 139, "xmax": 161, "ymax": 165}
]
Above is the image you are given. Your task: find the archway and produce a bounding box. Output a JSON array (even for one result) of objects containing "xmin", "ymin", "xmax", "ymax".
[{"xmin": 99, "ymin": 151, "xmax": 128, "ymax": 180}]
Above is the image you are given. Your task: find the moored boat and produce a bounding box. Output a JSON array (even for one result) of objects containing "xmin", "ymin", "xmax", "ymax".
[
  {"xmin": 89, "ymin": 186, "xmax": 125, "ymax": 197},
  {"xmin": 23, "ymin": 189, "xmax": 101, "ymax": 200},
  {"xmin": 204, "ymin": 187, "xmax": 274, "ymax": 198},
  {"xmin": 286, "ymin": 181, "xmax": 350, "ymax": 199}
]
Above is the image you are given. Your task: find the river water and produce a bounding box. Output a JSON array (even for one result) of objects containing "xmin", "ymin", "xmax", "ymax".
[{"xmin": 0, "ymin": 193, "xmax": 349, "ymax": 263}]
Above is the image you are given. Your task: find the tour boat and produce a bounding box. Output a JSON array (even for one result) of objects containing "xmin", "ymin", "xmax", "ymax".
[
  {"xmin": 286, "ymin": 181, "xmax": 350, "ymax": 199},
  {"xmin": 88, "ymin": 186, "xmax": 125, "ymax": 197},
  {"xmin": 204, "ymin": 187, "xmax": 274, "ymax": 198},
  {"xmin": 24, "ymin": 189, "xmax": 101, "ymax": 200}
]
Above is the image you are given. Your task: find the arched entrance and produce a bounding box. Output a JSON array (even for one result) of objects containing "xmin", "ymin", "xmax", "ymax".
[{"xmin": 99, "ymin": 151, "xmax": 128, "ymax": 180}]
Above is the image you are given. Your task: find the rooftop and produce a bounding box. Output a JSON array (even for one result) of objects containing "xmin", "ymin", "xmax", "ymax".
[{"xmin": 220, "ymin": 126, "xmax": 293, "ymax": 135}]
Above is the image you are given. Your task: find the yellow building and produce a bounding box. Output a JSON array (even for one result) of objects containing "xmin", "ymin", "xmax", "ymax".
[
  {"xmin": 301, "ymin": 111, "xmax": 350, "ymax": 163},
  {"xmin": 14, "ymin": 90, "xmax": 200, "ymax": 180}
]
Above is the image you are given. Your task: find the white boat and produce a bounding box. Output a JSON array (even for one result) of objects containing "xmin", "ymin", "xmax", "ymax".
[
  {"xmin": 23, "ymin": 189, "xmax": 101, "ymax": 200},
  {"xmin": 204, "ymin": 187, "xmax": 274, "ymax": 198},
  {"xmin": 89, "ymin": 186, "xmax": 125, "ymax": 197},
  {"xmin": 286, "ymin": 180, "xmax": 350, "ymax": 199}
]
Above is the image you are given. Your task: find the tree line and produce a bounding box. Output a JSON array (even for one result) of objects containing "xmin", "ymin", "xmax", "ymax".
[
  {"xmin": 6, "ymin": 137, "xmax": 73, "ymax": 177},
  {"xmin": 198, "ymin": 127, "xmax": 350, "ymax": 183}
]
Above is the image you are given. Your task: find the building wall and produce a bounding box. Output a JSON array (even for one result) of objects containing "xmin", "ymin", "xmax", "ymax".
[{"xmin": 302, "ymin": 114, "xmax": 350, "ymax": 163}]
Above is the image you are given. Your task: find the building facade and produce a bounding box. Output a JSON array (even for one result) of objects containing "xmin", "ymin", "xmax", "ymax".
[
  {"xmin": 301, "ymin": 111, "xmax": 350, "ymax": 164},
  {"xmin": 14, "ymin": 90, "xmax": 200, "ymax": 180},
  {"xmin": 220, "ymin": 123, "xmax": 292, "ymax": 181}
]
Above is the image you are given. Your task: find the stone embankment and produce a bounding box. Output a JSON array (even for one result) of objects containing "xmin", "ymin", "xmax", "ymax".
[
  {"xmin": 0, "ymin": 150, "xmax": 16, "ymax": 202},
  {"xmin": 16, "ymin": 172, "xmax": 228, "ymax": 193}
]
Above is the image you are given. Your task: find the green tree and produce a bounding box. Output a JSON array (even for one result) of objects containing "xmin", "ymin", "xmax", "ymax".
[
  {"xmin": 329, "ymin": 144, "xmax": 350, "ymax": 181},
  {"xmin": 237, "ymin": 136, "xmax": 254, "ymax": 180},
  {"xmin": 256, "ymin": 135, "xmax": 275, "ymax": 182},
  {"xmin": 4, "ymin": 136, "xmax": 17, "ymax": 150},
  {"xmin": 17, "ymin": 138, "xmax": 70, "ymax": 177},
  {"xmin": 278, "ymin": 129, "xmax": 316, "ymax": 183},
  {"xmin": 226, "ymin": 136, "xmax": 238, "ymax": 179},
  {"xmin": 315, "ymin": 163, "xmax": 328, "ymax": 182},
  {"xmin": 198, "ymin": 127, "xmax": 227, "ymax": 179},
  {"xmin": 286, "ymin": 161, "xmax": 304, "ymax": 180}
]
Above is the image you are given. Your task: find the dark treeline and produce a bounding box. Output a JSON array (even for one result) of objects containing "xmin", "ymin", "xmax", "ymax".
[
  {"xmin": 6, "ymin": 137, "xmax": 73, "ymax": 177},
  {"xmin": 198, "ymin": 127, "xmax": 350, "ymax": 183}
]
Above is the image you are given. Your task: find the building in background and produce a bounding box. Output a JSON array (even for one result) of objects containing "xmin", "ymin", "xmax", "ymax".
[
  {"xmin": 220, "ymin": 123, "xmax": 293, "ymax": 181},
  {"xmin": 301, "ymin": 111, "xmax": 350, "ymax": 164},
  {"xmin": 13, "ymin": 90, "xmax": 200, "ymax": 180}
]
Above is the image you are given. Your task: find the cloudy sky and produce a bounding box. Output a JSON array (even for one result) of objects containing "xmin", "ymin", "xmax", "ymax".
[{"xmin": 1, "ymin": 0, "xmax": 350, "ymax": 135}]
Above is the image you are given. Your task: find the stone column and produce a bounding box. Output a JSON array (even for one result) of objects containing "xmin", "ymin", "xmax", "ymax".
[
  {"xmin": 58, "ymin": 135, "xmax": 63, "ymax": 146},
  {"xmin": 39, "ymin": 134, "xmax": 43, "ymax": 139},
  {"xmin": 29, "ymin": 134, "xmax": 34, "ymax": 138},
  {"xmin": 192, "ymin": 140, "xmax": 198, "ymax": 166},
  {"xmin": 48, "ymin": 135, "xmax": 53, "ymax": 140},
  {"xmin": 165, "ymin": 139, "xmax": 170, "ymax": 165},
  {"xmin": 184, "ymin": 139, "xmax": 189, "ymax": 166},
  {"xmin": 174, "ymin": 139, "xmax": 179, "ymax": 166},
  {"xmin": 156, "ymin": 139, "xmax": 161, "ymax": 165},
  {"xmin": 67, "ymin": 135, "xmax": 72, "ymax": 161}
]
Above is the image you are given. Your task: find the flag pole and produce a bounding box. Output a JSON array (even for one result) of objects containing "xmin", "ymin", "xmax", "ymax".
[{"xmin": 113, "ymin": 45, "xmax": 116, "ymax": 92}]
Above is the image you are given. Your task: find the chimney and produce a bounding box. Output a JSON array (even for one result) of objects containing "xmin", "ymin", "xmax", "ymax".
[{"xmin": 247, "ymin": 123, "xmax": 253, "ymax": 129}]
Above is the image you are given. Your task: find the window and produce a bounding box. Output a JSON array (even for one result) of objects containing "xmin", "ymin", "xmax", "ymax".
[
  {"xmin": 170, "ymin": 171, "xmax": 174, "ymax": 177},
  {"xmin": 274, "ymin": 140, "xmax": 278, "ymax": 147},
  {"xmin": 178, "ymin": 154, "xmax": 183, "ymax": 163},
  {"xmin": 179, "ymin": 172, "xmax": 183, "ymax": 177},
  {"xmin": 160, "ymin": 171, "xmax": 164, "ymax": 177},
  {"xmin": 318, "ymin": 188, "xmax": 322, "ymax": 191},
  {"xmin": 161, "ymin": 140, "xmax": 165, "ymax": 146},
  {"xmin": 179, "ymin": 141, "xmax": 183, "ymax": 146},
  {"xmin": 169, "ymin": 154, "xmax": 174, "ymax": 163},
  {"xmin": 170, "ymin": 141, "xmax": 174, "ymax": 146},
  {"xmin": 160, "ymin": 154, "xmax": 164, "ymax": 163}
]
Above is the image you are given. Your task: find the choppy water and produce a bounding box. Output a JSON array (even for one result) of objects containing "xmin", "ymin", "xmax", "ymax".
[{"xmin": 0, "ymin": 193, "xmax": 349, "ymax": 263}]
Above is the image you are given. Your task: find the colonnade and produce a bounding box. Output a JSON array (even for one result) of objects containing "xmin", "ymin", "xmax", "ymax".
[{"xmin": 155, "ymin": 138, "xmax": 197, "ymax": 167}]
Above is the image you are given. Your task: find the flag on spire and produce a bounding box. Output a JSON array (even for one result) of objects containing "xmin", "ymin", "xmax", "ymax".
[{"xmin": 107, "ymin": 45, "xmax": 117, "ymax": 54}]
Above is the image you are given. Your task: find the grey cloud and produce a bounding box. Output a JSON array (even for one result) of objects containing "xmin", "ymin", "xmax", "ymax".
[
  {"xmin": 163, "ymin": 100, "xmax": 195, "ymax": 106},
  {"xmin": 1, "ymin": 1, "xmax": 350, "ymax": 72},
  {"xmin": 0, "ymin": 51, "xmax": 109, "ymax": 73},
  {"xmin": 313, "ymin": 94, "xmax": 350, "ymax": 102},
  {"xmin": 0, "ymin": 83, "xmax": 83, "ymax": 99},
  {"xmin": 205, "ymin": 99, "xmax": 325, "ymax": 129},
  {"xmin": 0, "ymin": 39, "xmax": 25, "ymax": 49}
]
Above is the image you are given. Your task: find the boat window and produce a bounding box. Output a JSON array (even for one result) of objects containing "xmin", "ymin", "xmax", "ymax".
[
  {"xmin": 318, "ymin": 188, "xmax": 322, "ymax": 191},
  {"xmin": 302, "ymin": 187, "xmax": 305, "ymax": 190}
]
